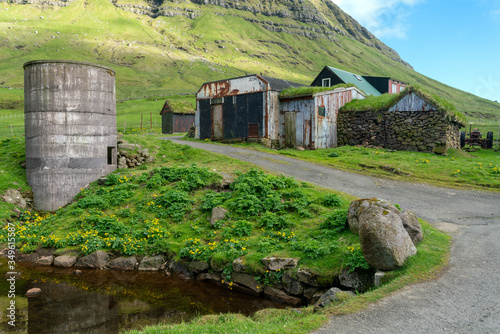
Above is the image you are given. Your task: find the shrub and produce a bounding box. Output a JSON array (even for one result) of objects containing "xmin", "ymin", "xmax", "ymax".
[
  {"xmin": 322, "ymin": 194, "xmax": 343, "ymax": 207},
  {"xmin": 320, "ymin": 208, "xmax": 348, "ymax": 232},
  {"xmin": 259, "ymin": 212, "xmax": 293, "ymax": 230},
  {"xmin": 200, "ymin": 191, "xmax": 231, "ymax": 211}
]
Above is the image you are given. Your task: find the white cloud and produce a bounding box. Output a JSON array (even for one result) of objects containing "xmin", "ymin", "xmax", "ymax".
[{"xmin": 332, "ymin": 0, "xmax": 422, "ymax": 39}]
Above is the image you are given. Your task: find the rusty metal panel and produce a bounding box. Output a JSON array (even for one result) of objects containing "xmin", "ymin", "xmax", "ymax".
[
  {"xmin": 169, "ymin": 113, "xmax": 195, "ymax": 133},
  {"xmin": 199, "ymin": 99, "xmax": 212, "ymax": 140},
  {"xmin": 389, "ymin": 91, "xmax": 436, "ymax": 112},
  {"xmin": 161, "ymin": 112, "xmax": 173, "ymax": 134},
  {"xmin": 248, "ymin": 123, "xmax": 259, "ymax": 137},
  {"xmin": 284, "ymin": 112, "xmax": 296, "ymax": 148},
  {"xmin": 212, "ymin": 104, "xmax": 223, "ymax": 140},
  {"xmin": 197, "ymin": 76, "xmax": 267, "ymax": 99}
]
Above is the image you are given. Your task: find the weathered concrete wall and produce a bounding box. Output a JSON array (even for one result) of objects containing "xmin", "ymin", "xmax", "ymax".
[
  {"xmin": 24, "ymin": 60, "xmax": 117, "ymax": 211},
  {"xmin": 337, "ymin": 109, "xmax": 461, "ymax": 153}
]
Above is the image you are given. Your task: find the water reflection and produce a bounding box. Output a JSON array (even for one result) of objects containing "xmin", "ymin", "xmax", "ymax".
[{"xmin": 0, "ymin": 262, "xmax": 284, "ymax": 333}]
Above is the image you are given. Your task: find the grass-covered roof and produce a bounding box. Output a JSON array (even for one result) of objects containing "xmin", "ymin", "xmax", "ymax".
[
  {"xmin": 279, "ymin": 84, "xmax": 357, "ymax": 99},
  {"xmin": 340, "ymin": 86, "xmax": 467, "ymax": 126},
  {"xmin": 161, "ymin": 95, "xmax": 196, "ymax": 114}
]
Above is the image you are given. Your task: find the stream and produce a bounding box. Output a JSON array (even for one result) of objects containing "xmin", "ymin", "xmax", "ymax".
[{"xmin": 0, "ymin": 261, "xmax": 286, "ymax": 333}]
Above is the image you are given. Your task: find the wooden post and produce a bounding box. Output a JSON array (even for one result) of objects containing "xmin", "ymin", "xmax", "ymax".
[
  {"xmin": 141, "ymin": 114, "xmax": 143, "ymax": 130},
  {"xmin": 123, "ymin": 121, "xmax": 126, "ymax": 134},
  {"xmin": 150, "ymin": 112, "xmax": 152, "ymax": 129}
]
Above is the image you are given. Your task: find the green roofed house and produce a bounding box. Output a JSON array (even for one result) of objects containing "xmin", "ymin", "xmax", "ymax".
[
  {"xmin": 160, "ymin": 99, "xmax": 195, "ymax": 134},
  {"xmin": 311, "ymin": 66, "xmax": 406, "ymax": 96}
]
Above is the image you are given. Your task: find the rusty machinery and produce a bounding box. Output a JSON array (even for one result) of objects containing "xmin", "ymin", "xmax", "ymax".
[{"xmin": 460, "ymin": 125, "xmax": 494, "ymax": 149}]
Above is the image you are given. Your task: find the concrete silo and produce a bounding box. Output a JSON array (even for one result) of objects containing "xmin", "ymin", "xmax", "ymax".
[{"xmin": 24, "ymin": 60, "xmax": 117, "ymax": 211}]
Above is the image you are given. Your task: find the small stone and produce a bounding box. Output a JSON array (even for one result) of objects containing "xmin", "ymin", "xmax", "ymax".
[
  {"xmin": 73, "ymin": 270, "xmax": 82, "ymax": 275},
  {"xmin": 210, "ymin": 207, "xmax": 227, "ymax": 226},
  {"xmin": 26, "ymin": 288, "xmax": 42, "ymax": 297}
]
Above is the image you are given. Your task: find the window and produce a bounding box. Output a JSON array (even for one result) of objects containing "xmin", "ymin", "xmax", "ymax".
[
  {"xmin": 210, "ymin": 97, "xmax": 224, "ymax": 105},
  {"xmin": 318, "ymin": 106, "xmax": 326, "ymax": 117},
  {"xmin": 322, "ymin": 78, "xmax": 331, "ymax": 87},
  {"xmin": 391, "ymin": 83, "xmax": 398, "ymax": 94},
  {"xmin": 107, "ymin": 146, "xmax": 116, "ymax": 165},
  {"xmin": 354, "ymin": 74, "xmax": 363, "ymax": 81}
]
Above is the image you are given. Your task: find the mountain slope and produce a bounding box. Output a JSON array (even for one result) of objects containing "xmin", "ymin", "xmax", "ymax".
[{"xmin": 0, "ymin": 0, "xmax": 498, "ymax": 118}]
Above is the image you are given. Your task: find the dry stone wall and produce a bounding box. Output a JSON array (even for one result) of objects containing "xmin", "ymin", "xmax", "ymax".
[{"xmin": 337, "ymin": 109, "xmax": 461, "ymax": 153}]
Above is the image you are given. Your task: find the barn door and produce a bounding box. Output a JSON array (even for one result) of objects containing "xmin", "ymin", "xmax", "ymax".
[
  {"xmin": 284, "ymin": 112, "xmax": 296, "ymax": 148},
  {"xmin": 212, "ymin": 104, "xmax": 223, "ymax": 140}
]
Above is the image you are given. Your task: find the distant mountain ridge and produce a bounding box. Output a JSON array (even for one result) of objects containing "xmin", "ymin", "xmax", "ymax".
[{"xmin": 0, "ymin": 0, "xmax": 498, "ymax": 118}]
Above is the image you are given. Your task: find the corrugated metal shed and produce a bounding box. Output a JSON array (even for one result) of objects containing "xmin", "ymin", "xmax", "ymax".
[
  {"xmin": 280, "ymin": 86, "xmax": 365, "ymax": 149},
  {"xmin": 196, "ymin": 74, "xmax": 304, "ymax": 144},
  {"xmin": 160, "ymin": 100, "xmax": 195, "ymax": 134}
]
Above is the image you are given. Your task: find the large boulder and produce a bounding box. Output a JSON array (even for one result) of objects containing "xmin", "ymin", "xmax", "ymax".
[
  {"xmin": 359, "ymin": 205, "xmax": 417, "ymax": 270},
  {"xmin": 75, "ymin": 251, "xmax": 109, "ymax": 269},
  {"xmin": 399, "ymin": 210, "xmax": 423, "ymax": 245},
  {"xmin": 348, "ymin": 198, "xmax": 400, "ymax": 235}
]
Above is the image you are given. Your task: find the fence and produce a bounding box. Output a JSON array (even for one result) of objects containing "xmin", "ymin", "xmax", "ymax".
[
  {"xmin": 0, "ymin": 113, "xmax": 166, "ymax": 137},
  {"xmin": 0, "ymin": 113, "xmax": 24, "ymax": 137}
]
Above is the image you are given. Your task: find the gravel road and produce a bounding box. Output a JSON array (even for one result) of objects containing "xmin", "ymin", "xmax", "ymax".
[{"xmin": 166, "ymin": 137, "xmax": 500, "ymax": 333}]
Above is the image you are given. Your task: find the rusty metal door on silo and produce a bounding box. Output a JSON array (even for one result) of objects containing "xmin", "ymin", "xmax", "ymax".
[
  {"xmin": 212, "ymin": 104, "xmax": 223, "ymax": 140},
  {"xmin": 284, "ymin": 112, "xmax": 296, "ymax": 148}
]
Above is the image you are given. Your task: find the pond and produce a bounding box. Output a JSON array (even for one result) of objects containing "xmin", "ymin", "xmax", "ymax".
[{"xmin": 0, "ymin": 261, "xmax": 286, "ymax": 333}]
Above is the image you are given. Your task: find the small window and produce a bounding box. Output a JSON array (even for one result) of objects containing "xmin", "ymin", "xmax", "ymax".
[
  {"xmin": 322, "ymin": 78, "xmax": 331, "ymax": 87},
  {"xmin": 210, "ymin": 97, "xmax": 224, "ymax": 105},
  {"xmin": 318, "ymin": 106, "xmax": 326, "ymax": 117},
  {"xmin": 391, "ymin": 83, "xmax": 398, "ymax": 94},
  {"xmin": 354, "ymin": 74, "xmax": 363, "ymax": 81},
  {"xmin": 107, "ymin": 147, "xmax": 116, "ymax": 165}
]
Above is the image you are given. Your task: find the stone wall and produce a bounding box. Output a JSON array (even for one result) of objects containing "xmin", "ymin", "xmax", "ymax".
[{"xmin": 337, "ymin": 109, "xmax": 461, "ymax": 153}]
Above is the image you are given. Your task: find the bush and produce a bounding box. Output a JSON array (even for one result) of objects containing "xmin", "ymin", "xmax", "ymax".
[
  {"xmin": 320, "ymin": 208, "xmax": 348, "ymax": 232},
  {"xmin": 322, "ymin": 194, "xmax": 343, "ymax": 207},
  {"xmin": 259, "ymin": 212, "xmax": 293, "ymax": 230}
]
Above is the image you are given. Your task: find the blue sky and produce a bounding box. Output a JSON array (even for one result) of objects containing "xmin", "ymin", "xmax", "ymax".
[{"xmin": 333, "ymin": 0, "xmax": 500, "ymax": 104}]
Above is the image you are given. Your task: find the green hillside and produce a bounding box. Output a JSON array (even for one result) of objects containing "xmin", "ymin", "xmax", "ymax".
[{"xmin": 0, "ymin": 0, "xmax": 499, "ymax": 119}]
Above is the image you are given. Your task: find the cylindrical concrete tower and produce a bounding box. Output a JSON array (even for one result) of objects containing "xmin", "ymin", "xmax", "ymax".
[{"xmin": 24, "ymin": 60, "xmax": 117, "ymax": 211}]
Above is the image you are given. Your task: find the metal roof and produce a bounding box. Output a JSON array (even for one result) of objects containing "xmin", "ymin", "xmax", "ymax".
[
  {"xmin": 326, "ymin": 66, "xmax": 381, "ymax": 96},
  {"xmin": 259, "ymin": 75, "xmax": 305, "ymax": 92}
]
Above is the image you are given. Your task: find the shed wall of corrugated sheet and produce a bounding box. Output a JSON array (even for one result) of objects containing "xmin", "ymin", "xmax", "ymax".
[
  {"xmin": 389, "ymin": 91, "xmax": 436, "ymax": 112},
  {"xmin": 172, "ymin": 113, "xmax": 195, "ymax": 133}
]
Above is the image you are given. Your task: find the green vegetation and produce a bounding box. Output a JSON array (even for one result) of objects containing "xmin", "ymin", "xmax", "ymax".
[
  {"xmin": 340, "ymin": 86, "xmax": 467, "ymax": 126},
  {"xmin": 0, "ymin": 135, "xmax": 371, "ymax": 277},
  {"xmin": 124, "ymin": 220, "xmax": 449, "ymax": 334},
  {"xmin": 165, "ymin": 96, "xmax": 196, "ymax": 114},
  {"xmin": 199, "ymin": 140, "xmax": 500, "ymax": 191},
  {"xmin": 280, "ymin": 84, "xmax": 356, "ymax": 99},
  {"xmin": 0, "ymin": 0, "xmax": 498, "ymax": 119},
  {"xmin": 0, "ymin": 133, "xmax": 452, "ymax": 333},
  {"xmin": 279, "ymin": 146, "xmax": 500, "ymax": 191}
]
